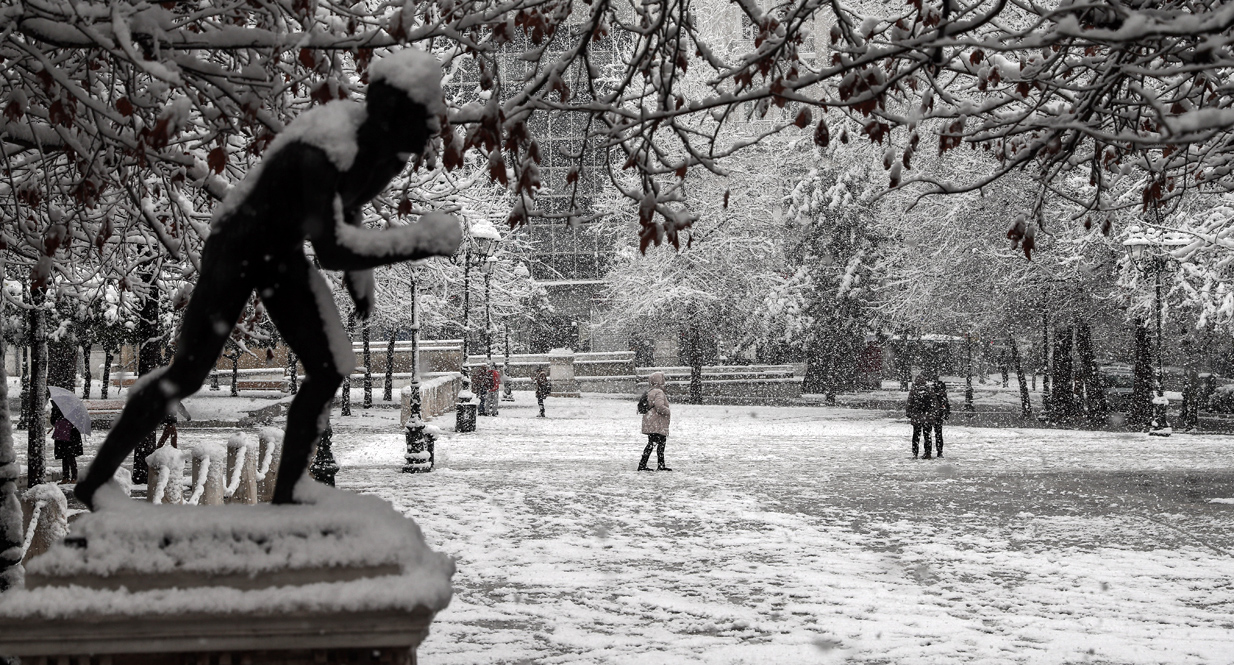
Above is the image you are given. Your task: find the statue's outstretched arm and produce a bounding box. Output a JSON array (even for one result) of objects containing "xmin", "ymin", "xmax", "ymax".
[{"xmin": 312, "ymin": 211, "xmax": 461, "ymax": 272}]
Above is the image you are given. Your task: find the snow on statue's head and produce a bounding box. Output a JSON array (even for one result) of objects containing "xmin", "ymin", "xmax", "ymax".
[{"xmin": 368, "ymin": 48, "xmax": 446, "ymax": 119}]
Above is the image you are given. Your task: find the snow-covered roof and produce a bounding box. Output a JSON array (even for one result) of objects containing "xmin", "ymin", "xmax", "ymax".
[{"xmin": 369, "ymin": 49, "xmax": 446, "ymax": 117}]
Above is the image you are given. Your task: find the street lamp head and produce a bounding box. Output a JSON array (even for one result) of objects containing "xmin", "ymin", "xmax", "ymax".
[
  {"xmin": 481, "ymin": 256, "xmax": 497, "ymax": 274},
  {"xmin": 470, "ymin": 219, "xmax": 502, "ymax": 259},
  {"xmin": 1123, "ymin": 238, "xmax": 1148, "ymax": 262}
]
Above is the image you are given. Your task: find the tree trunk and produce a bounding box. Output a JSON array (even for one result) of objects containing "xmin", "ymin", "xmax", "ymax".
[
  {"xmin": 362, "ymin": 317, "xmax": 372, "ymax": 409},
  {"xmin": 27, "ymin": 283, "xmax": 48, "ymax": 486},
  {"xmin": 101, "ymin": 346, "xmax": 113, "ymax": 400},
  {"xmin": 132, "ymin": 275, "xmax": 163, "ymax": 485},
  {"xmin": 18, "ymin": 342, "xmax": 29, "ymax": 430},
  {"xmin": 1050, "ymin": 326, "xmax": 1075, "ymax": 419},
  {"xmin": 230, "ymin": 354, "xmax": 240, "ymax": 396},
  {"xmin": 1129, "ymin": 321, "xmax": 1153, "ymax": 427},
  {"xmin": 0, "ymin": 260, "xmax": 24, "ymax": 591},
  {"xmin": 81, "ymin": 343, "xmax": 93, "ymax": 398},
  {"xmin": 287, "ymin": 349, "xmax": 298, "ymax": 395},
  {"xmin": 341, "ymin": 312, "xmax": 354, "ymax": 416},
  {"xmin": 1040, "ymin": 313, "xmax": 1051, "ymax": 414},
  {"xmin": 1009, "ymin": 333, "xmax": 1031, "ymax": 419},
  {"xmin": 384, "ymin": 334, "xmax": 396, "ymax": 401},
  {"xmin": 688, "ymin": 321, "xmax": 703, "ymax": 405},
  {"xmin": 1075, "ymin": 322, "xmax": 1107, "ymax": 425}
]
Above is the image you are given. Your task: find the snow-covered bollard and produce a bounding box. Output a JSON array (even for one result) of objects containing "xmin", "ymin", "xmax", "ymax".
[
  {"xmin": 19, "ymin": 483, "xmax": 68, "ymax": 564},
  {"xmin": 224, "ymin": 433, "xmax": 258, "ymax": 505},
  {"xmin": 256, "ymin": 427, "xmax": 284, "ymax": 503},
  {"xmin": 187, "ymin": 442, "xmax": 227, "ymax": 506},
  {"xmin": 145, "ymin": 446, "xmax": 186, "ymax": 505}
]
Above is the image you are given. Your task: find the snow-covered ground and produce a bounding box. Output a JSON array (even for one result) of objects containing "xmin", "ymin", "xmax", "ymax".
[
  {"xmin": 17, "ymin": 394, "xmax": 1234, "ymax": 663},
  {"xmin": 331, "ymin": 395, "xmax": 1234, "ymax": 664}
]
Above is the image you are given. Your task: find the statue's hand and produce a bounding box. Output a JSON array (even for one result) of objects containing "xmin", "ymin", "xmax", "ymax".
[{"xmin": 345, "ymin": 269, "xmax": 376, "ymax": 318}]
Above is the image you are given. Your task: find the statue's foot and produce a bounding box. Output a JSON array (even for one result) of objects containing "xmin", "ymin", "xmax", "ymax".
[{"xmin": 73, "ymin": 481, "xmax": 98, "ymax": 511}]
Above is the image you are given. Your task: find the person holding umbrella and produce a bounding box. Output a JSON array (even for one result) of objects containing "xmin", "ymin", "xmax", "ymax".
[{"xmin": 50, "ymin": 401, "xmax": 83, "ymax": 484}]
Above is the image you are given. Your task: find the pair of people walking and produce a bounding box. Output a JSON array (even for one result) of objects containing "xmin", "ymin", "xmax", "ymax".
[
  {"xmin": 637, "ymin": 372, "xmax": 672, "ymax": 471},
  {"xmin": 907, "ymin": 374, "xmax": 950, "ymax": 459}
]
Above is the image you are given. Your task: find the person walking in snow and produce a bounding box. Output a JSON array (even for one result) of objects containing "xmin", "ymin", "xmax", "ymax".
[
  {"xmin": 487, "ymin": 364, "xmax": 501, "ymax": 416},
  {"xmin": 473, "ymin": 365, "xmax": 493, "ymax": 415},
  {"xmin": 534, "ymin": 367, "xmax": 551, "ymax": 417},
  {"xmin": 74, "ymin": 49, "xmax": 461, "ymax": 509},
  {"xmin": 637, "ymin": 372, "xmax": 672, "ymax": 471},
  {"xmin": 906, "ymin": 374, "xmax": 933, "ymax": 459},
  {"xmin": 928, "ymin": 378, "xmax": 951, "ymax": 458},
  {"xmin": 51, "ymin": 403, "xmax": 83, "ymax": 484}
]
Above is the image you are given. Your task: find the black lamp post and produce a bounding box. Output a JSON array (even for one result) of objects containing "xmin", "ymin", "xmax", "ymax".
[
  {"xmin": 1124, "ymin": 230, "xmax": 1182, "ymax": 437},
  {"xmin": 403, "ymin": 268, "xmax": 434, "ymax": 472}
]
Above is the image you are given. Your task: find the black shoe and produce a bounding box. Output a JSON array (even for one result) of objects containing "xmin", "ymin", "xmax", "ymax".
[
  {"xmin": 922, "ymin": 455, "xmax": 933, "ymax": 460},
  {"xmin": 657, "ymin": 467, "xmax": 672, "ymax": 471},
  {"xmin": 637, "ymin": 466, "xmax": 653, "ymax": 471}
]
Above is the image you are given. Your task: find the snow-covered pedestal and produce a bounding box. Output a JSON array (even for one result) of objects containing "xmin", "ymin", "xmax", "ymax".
[
  {"xmin": 0, "ymin": 481, "xmax": 454, "ymax": 663},
  {"xmin": 547, "ymin": 348, "xmax": 581, "ymax": 398}
]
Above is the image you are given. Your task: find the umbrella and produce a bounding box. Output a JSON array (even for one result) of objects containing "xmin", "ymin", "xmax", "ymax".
[{"xmin": 48, "ymin": 386, "xmax": 92, "ymax": 437}]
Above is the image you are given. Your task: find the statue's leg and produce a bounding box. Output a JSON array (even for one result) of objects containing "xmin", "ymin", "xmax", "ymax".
[
  {"xmin": 75, "ymin": 250, "xmax": 251, "ymax": 509},
  {"xmin": 259, "ymin": 257, "xmax": 351, "ymax": 504}
]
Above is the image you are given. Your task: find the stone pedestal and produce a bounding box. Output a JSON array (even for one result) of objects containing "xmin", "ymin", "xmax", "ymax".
[
  {"xmin": 0, "ymin": 483, "xmax": 454, "ymax": 665},
  {"xmin": 547, "ymin": 348, "xmax": 581, "ymax": 397}
]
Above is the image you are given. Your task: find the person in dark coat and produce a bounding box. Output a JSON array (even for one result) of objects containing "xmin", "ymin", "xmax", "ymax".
[
  {"xmin": 534, "ymin": 367, "xmax": 551, "ymax": 417},
  {"xmin": 928, "ymin": 379, "xmax": 951, "ymax": 458},
  {"xmin": 51, "ymin": 403, "xmax": 83, "ymax": 484},
  {"xmin": 906, "ymin": 374, "xmax": 932, "ymax": 459},
  {"xmin": 471, "ymin": 365, "xmax": 491, "ymax": 415}
]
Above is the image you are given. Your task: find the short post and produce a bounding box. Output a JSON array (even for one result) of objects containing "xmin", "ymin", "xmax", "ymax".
[
  {"xmin": 455, "ymin": 371, "xmax": 478, "ymax": 433},
  {"xmin": 188, "ymin": 443, "xmax": 226, "ymax": 506},
  {"xmin": 225, "ymin": 433, "xmax": 258, "ymax": 505},
  {"xmin": 256, "ymin": 427, "xmax": 283, "ymax": 503},
  {"xmin": 210, "ymin": 367, "xmax": 220, "ymax": 391}
]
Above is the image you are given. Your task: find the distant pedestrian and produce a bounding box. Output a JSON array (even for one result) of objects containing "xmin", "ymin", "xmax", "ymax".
[
  {"xmin": 156, "ymin": 414, "xmax": 179, "ymax": 449},
  {"xmin": 637, "ymin": 372, "xmax": 672, "ymax": 471},
  {"xmin": 906, "ymin": 374, "xmax": 933, "ymax": 459},
  {"xmin": 534, "ymin": 367, "xmax": 552, "ymax": 417},
  {"xmin": 487, "ymin": 364, "xmax": 501, "ymax": 416},
  {"xmin": 472, "ymin": 365, "xmax": 492, "ymax": 415},
  {"xmin": 51, "ymin": 403, "xmax": 83, "ymax": 484},
  {"xmin": 928, "ymin": 379, "xmax": 951, "ymax": 458}
]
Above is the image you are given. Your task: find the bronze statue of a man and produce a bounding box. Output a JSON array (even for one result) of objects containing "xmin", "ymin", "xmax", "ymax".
[{"xmin": 75, "ymin": 49, "xmax": 461, "ymax": 508}]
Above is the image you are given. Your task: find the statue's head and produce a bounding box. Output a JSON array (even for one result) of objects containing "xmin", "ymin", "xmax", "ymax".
[{"xmin": 362, "ymin": 49, "xmax": 446, "ymax": 155}]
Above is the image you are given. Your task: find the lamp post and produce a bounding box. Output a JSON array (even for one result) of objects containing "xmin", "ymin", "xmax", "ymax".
[
  {"xmin": 464, "ymin": 219, "xmax": 502, "ymax": 368},
  {"xmin": 1123, "ymin": 228, "xmax": 1187, "ymax": 436},
  {"xmin": 403, "ymin": 267, "xmax": 434, "ymax": 472},
  {"xmin": 482, "ymin": 256, "xmax": 496, "ymax": 365}
]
